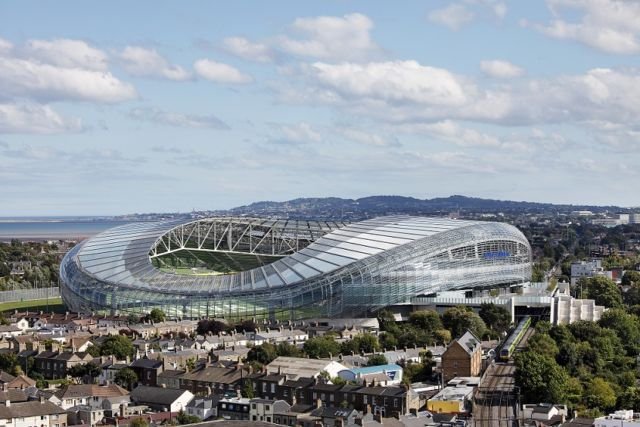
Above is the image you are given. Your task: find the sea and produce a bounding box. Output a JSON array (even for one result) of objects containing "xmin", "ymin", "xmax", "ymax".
[{"xmin": 0, "ymin": 217, "xmax": 138, "ymax": 242}]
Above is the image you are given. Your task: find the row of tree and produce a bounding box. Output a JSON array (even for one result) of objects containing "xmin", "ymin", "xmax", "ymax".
[{"xmin": 516, "ymin": 275, "xmax": 640, "ymax": 416}]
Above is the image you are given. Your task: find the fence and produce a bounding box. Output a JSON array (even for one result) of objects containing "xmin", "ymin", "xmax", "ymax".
[{"xmin": 0, "ymin": 287, "xmax": 60, "ymax": 303}]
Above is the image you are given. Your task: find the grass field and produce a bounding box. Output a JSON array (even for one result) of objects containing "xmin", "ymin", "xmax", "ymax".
[{"xmin": 0, "ymin": 297, "xmax": 65, "ymax": 313}]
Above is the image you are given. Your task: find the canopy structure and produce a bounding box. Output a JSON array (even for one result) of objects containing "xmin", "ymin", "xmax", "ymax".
[{"xmin": 60, "ymin": 216, "xmax": 532, "ymax": 319}]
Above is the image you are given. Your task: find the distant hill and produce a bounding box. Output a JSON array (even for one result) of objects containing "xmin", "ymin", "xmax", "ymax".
[{"xmin": 225, "ymin": 195, "xmax": 626, "ymax": 219}]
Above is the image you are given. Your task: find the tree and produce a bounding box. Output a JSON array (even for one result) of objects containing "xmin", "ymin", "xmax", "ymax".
[
  {"xmin": 247, "ymin": 343, "xmax": 278, "ymax": 364},
  {"xmin": 196, "ymin": 319, "xmax": 229, "ymax": 335},
  {"xmin": 408, "ymin": 310, "xmax": 443, "ymax": 336},
  {"xmin": 378, "ymin": 332, "xmax": 398, "ymax": 350},
  {"xmin": 579, "ymin": 276, "xmax": 623, "ymax": 308},
  {"xmin": 114, "ymin": 367, "xmax": 138, "ymax": 390},
  {"xmin": 514, "ymin": 351, "xmax": 568, "ymax": 403},
  {"xmin": 598, "ymin": 308, "xmax": 640, "ymax": 355},
  {"xmin": 441, "ymin": 306, "xmax": 486, "ymax": 338},
  {"xmin": 176, "ymin": 410, "xmax": 200, "ymax": 425},
  {"xmin": 235, "ymin": 320, "xmax": 257, "ymax": 333},
  {"xmin": 479, "ymin": 303, "xmax": 511, "ymax": 334},
  {"xmin": 276, "ymin": 342, "xmax": 303, "ymax": 358},
  {"xmin": 148, "ymin": 308, "xmax": 166, "ymax": 323},
  {"xmin": 68, "ymin": 362, "xmax": 102, "ymax": 382},
  {"xmin": 101, "ymin": 335, "xmax": 135, "ymax": 360},
  {"xmin": 527, "ymin": 334, "xmax": 559, "ymax": 359},
  {"xmin": 341, "ymin": 334, "xmax": 380, "ymax": 355},
  {"xmin": 367, "ymin": 354, "xmax": 388, "ymax": 366},
  {"xmin": 0, "ymin": 353, "xmax": 18, "ymax": 373},
  {"xmin": 303, "ymin": 335, "xmax": 341, "ymax": 359},
  {"xmin": 622, "ymin": 270, "xmax": 640, "ymax": 287},
  {"xmin": 584, "ymin": 378, "xmax": 616, "ymax": 411},
  {"xmin": 129, "ymin": 418, "xmax": 148, "ymax": 427},
  {"xmin": 242, "ymin": 380, "xmax": 255, "ymax": 398}
]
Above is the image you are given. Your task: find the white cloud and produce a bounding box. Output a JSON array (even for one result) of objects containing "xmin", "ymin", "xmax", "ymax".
[
  {"xmin": 0, "ymin": 38, "xmax": 13, "ymax": 55},
  {"xmin": 129, "ymin": 107, "xmax": 229, "ymax": 129},
  {"xmin": 283, "ymin": 57, "xmax": 640, "ymax": 131},
  {"xmin": 24, "ymin": 39, "xmax": 109, "ymax": 71},
  {"xmin": 0, "ymin": 103, "xmax": 82, "ymax": 134},
  {"xmin": 531, "ymin": 0, "xmax": 640, "ymax": 54},
  {"xmin": 0, "ymin": 56, "xmax": 137, "ymax": 103},
  {"xmin": 480, "ymin": 60, "xmax": 524, "ymax": 78},
  {"xmin": 279, "ymin": 13, "xmax": 381, "ymax": 61},
  {"xmin": 278, "ymin": 122, "xmax": 321, "ymax": 143},
  {"xmin": 222, "ymin": 37, "xmax": 275, "ymax": 63},
  {"xmin": 119, "ymin": 46, "xmax": 191, "ymax": 80},
  {"xmin": 428, "ymin": 4, "xmax": 474, "ymax": 30},
  {"xmin": 194, "ymin": 59, "xmax": 253, "ymax": 84},
  {"xmin": 336, "ymin": 126, "xmax": 397, "ymax": 147},
  {"xmin": 307, "ymin": 61, "xmax": 469, "ymax": 107},
  {"xmin": 399, "ymin": 120, "xmax": 501, "ymax": 147}
]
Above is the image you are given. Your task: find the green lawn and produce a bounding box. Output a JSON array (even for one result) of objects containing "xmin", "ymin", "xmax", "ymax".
[{"xmin": 0, "ymin": 297, "xmax": 65, "ymax": 313}]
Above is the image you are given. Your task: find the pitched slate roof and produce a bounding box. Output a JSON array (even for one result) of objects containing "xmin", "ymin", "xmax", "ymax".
[
  {"xmin": 455, "ymin": 330, "xmax": 481, "ymax": 355},
  {"xmin": 131, "ymin": 385, "xmax": 191, "ymax": 406},
  {"xmin": 0, "ymin": 401, "xmax": 66, "ymax": 418},
  {"xmin": 55, "ymin": 384, "xmax": 129, "ymax": 399}
]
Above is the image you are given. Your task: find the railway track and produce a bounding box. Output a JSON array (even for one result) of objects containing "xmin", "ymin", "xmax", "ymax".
[{"xmin": 472, "ymin": 326, "xmax": 535, "ymax": 426}]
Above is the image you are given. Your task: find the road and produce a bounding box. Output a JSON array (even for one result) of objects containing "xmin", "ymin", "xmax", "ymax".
[{"xmin": 472, "ymin": 327, "xmax": 535, "ymax": 426}]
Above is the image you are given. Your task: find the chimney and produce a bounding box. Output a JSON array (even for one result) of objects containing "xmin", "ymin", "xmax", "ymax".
[
  {"xmin": 316, "ymin": 398, "xmax": 322, "ymax": 409},
  {"xmin": 40, "ymin": 395, "xmax": 45, "ymax": 404},
  {"xmin": 5, "ymin": 400, "xmax": 9, "ymax": 407}
]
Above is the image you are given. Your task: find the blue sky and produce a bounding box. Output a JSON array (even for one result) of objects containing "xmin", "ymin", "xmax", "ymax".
[{"xmin": 1, "ymin": 0, "xmax": 639, "ymax": 215}]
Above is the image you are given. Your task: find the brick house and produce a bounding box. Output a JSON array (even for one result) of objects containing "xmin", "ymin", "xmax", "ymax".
[{"xmin": 441, "ymin": 330, "xmax": 482, "ymax": 383}]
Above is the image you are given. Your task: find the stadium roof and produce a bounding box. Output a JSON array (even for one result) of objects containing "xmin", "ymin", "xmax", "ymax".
[{"xmin": 73, "ymin": 216, "xmax": 486, "ymax": 296}]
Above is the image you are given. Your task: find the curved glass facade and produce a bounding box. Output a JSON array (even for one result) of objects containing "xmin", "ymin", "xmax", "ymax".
[{"xmin": 60, "ymin": 216, "xmax": 532, "ymax": 319}]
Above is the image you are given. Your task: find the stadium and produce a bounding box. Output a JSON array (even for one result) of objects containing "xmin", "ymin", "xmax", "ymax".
[{"xmin": 59, "ymin": 216, "xmax": 532, "ymax": 320}]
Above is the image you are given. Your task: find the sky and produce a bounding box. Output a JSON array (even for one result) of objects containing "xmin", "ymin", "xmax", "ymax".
[{"xmin": 1, "ymin": 0, "xmax": 640, "ymax": 215}]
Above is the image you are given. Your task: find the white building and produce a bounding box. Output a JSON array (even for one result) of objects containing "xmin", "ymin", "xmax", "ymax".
[
  {"xmin": 595, "ymin": 410, "xmax": 640, "ymax": 427},
  {"xmin": 0, "ymin": 400, "xmax": 67, "ymax": 427},
  {"xmin": 266, "ymin": 357, "xmax": 347, "ymax": 379},
  {"xmin": 522, "ymin": 403, "xmax": 568, "ymax": 423},
  {"xmin": 571, "ymin": 260, "xmax": 612, "ymax": 285}
]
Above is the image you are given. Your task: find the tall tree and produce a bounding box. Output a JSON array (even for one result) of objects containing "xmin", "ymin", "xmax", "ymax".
[
  {"xmin": 579, "ymin": 276, "xmax": 623, "ymax": 308},
  {"xmin": 303, "ymin": 335, "xmax": 341, "ymax": 359},
  {"xmin": 441, "ymin": 306, "xmax": 486, "ymax": 338},
  {"xmin": 101, "ymin": 335, "xmax": 135, "ymax": 360},
  {"xmin": 514, "ymin": 351, "xmax": 568, "ymax": 404},
  {"xmin": 114, "ymin": 368, "xmax": 138, "ymax": 390},
  {"xmin": 478, "ymin": 303, "xmax": 511, "ymax": 334}
]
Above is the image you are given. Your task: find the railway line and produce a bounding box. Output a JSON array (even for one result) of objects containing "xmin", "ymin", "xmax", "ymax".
[{"xmin": 472, "ymin": 323, "xmax": 535, "ymax": 426}]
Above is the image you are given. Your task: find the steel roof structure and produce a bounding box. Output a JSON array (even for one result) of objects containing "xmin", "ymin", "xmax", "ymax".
[{"xmin": 60, "ymin": 216, "xmax": 532, "ymax": 319}]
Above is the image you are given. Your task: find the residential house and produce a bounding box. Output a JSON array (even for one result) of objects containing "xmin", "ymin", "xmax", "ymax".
[
  {"xmin": 0, "ymin": 371, "xmax": 36, "ymax": 390},
  {"xmin": 0, "ymin": 399, "xmax": 67, "ymax": 427},
  {"xmin": 441, "ymin": 330, "xmax": 482, "ymax": 383},
  {"xmin": 10, "ymin": 318, "xmax": 29, "ymax": 333},
  {"xmin": 217, "ymin": 397, "xmax": 250, "ymax": 421},
  {"xmin": 265, "ymin": 357, "xmax": 347, "ymax": 379},
  {"xmin": 338, "ymin": 364, "xmax": 404, "ymax": 386},
  {"xmin": 129, "ymin": 358, "xmax": 163, "ymax": 387},
  {"xmin": 0, "ymin": 389, "xmax": 29, "ymax": 404},
  {"xmin": 249, "ymin": 399, "xmax": 291, "ymax": 424},
  {"xmin": 130, "ymin": 385, "xmax": 194, "ymax": 412},
  {"xmin": 308, "ymin": 405, "xmax": 359, "ymax": 427},
  {"xmin": 0, "ymin": 326, "xmax": 22, "ymax": 339},
  {"xmin": 34, "ymin": 350, "xmax": 94, "ymax": 379},
  {"xmin": 54, "ymin": 384, "xmax": 129, "ymax": 411},
  {"xmin": 178, "ymin": 364, "xmax": 246, "ymax": 396},
  {"xmin": 157, "ymin": 369, "xmax": 186, "ymax": 390},
  {"xmin": 185, "ymin": 395, "xmax": 220, "ymax": 421}
]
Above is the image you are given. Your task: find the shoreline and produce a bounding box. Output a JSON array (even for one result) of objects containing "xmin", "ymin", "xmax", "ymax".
[{"xmin": 0, "ymin": 235, "xmax": 90, "ymax": 243}]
